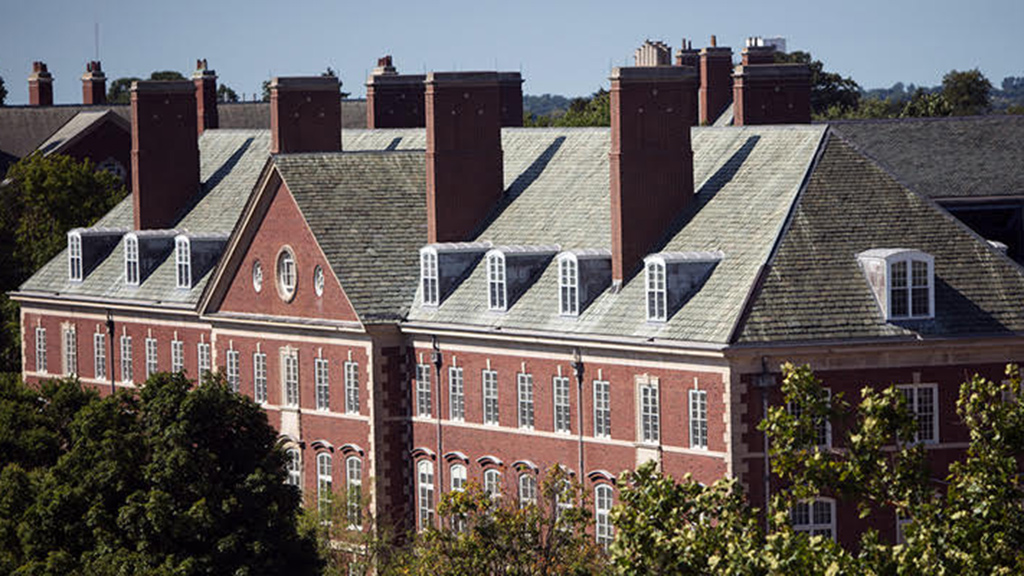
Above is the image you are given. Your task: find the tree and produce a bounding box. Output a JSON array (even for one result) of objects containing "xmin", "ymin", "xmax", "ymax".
[
  {"xmin": 526, "ymin": 89, "xmax": 610, "ymax": 127},
  {"xmin": 774, "ymin": 50, "xmax": 861, "ymax": 118},
  {"xmin": 148, "ymin": 70, "xmax": 186, "ymax": 82},
  {"xmin": 262, "ymin": 79, "xmax": 271, "ymax": 102},
  {"xmin": 106, "ymin": 77, "xmax": 141, "ymax": 104},
  {"xmin": 0, "ymin": 74, "xmax": 7, "ymax": 106},
  {"xmin": 217, "ymin": 84, "xmax": 239, "ymax": 103},
  {"xmin": 942, "ymin": 68, "xmax": 992, "ymax": 116}
]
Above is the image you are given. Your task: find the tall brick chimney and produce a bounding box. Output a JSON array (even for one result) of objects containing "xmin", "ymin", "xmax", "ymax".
[
  {"xmin": 425, "ymin": 71, "xmax": 503, "ymax": 243},
  {"xmin": 699, "ymin": 37, "xmax": 732, "ymax": 125},
  {"xmin": 366, "ymin": 56, "xmax": 425, "ymax": 129},
  {"xmin": 609, "ymin": 66, "xmax": 698, "ymax": 284},
  {"xmin": 498, "ymin": 72, "xmax": 524, "ymax": 127},
  {"xmin": 674, "ymin": 38, "xmax": 700, "ymax": 68},
  {"xmin": 733, "ymin": 62, "xmax": 811, "ymax": 125},
  {"xmin": 270, "ymin": 76, "xmax": 342, "ymax": 154},
  {"xmin": 193, "ymin": 59, "xmax": 219, "ymax": 134},
  {"xmin": 81, "ymin": 61, "xmax": 106, "ymax": 105},
  {"xmin": 28, "ymin": 61, "xmax": 53, "ymax": 107},
  {"xmin": 131, "ymin": 81, "xmax": 200, "ymax": 230}
]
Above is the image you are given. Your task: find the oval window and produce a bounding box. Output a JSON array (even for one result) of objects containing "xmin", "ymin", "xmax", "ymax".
[
  {"xmin": 252, "ymin": 260, "xmax": 263, "ymax": 293},
  {"xmin": 314, "ymin": 265, "xmax": 325, "ymax": 297},
  {"xmin": 276, "ymin": 248, "xmax": 297, "ymax": 301}
]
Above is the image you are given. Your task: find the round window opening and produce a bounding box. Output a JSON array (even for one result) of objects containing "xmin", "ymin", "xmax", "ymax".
[
  {"xmin": 252, "ymin": 260, "xmax": 263, "ymax": 293},
  {"xmin": 276, "ymin": 248, "xmax": 297, "ymax": 301},
  {"xmin": 313, "ymin": 265, "xmax": 324, "ymax": 297}
]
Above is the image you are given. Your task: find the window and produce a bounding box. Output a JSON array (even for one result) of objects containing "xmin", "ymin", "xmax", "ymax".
[
  {"xmin": 896, "ymin": 510, "xmax": 913, "ymax": 545},
  {"xmin": 286, "ymin": 448, "xmax": 301, "ymax": 487},
  {"xmin": 483, "ymin": 369, "xmax": 499, "ymax": 425},
  {"xmin": 519, "ymin": 473, "xmax": 537, "ymax": 508},
  {"xmin": 197, "ymin": 342, "xmax": 211, "ymax": 376},
  {"xmin": 595, "ymin": 485, "xmax": 614, "ymax": 547},
  {"xmin": 593, "ymin": 379, "xmax": 611, "ymax": 438},
  {"xmin": 449, "ymin": 366, "xmax": 465, "ymax": 421},
  {"xmin": 487, "ymin": 252, "xmax": 506, "ymax": 311},
  {"xmin": 63, "ymin": 326, "xmax": 77, "ymax": 376},
  {"xmin": 645, "ymin": 259, "xmax": 667, "ymax": 322},
  {"xmin": 416, "ymin": 364, "xmax": 432, "ymax": 417},
  {"xmin": 124, "ymin": 234, "xmax": 139, "ymax": 286},
  {"xmin": 171, "ymin": 339, "xmax": 184, "ymax": 373},
  {"xmin": 226, "ymin": 348, "xmax": 240, "ymax": 392},
  {"xmin": 120, "ymin": 334, "xmax": 133, "ymax": 383},
  {"xmin": 346, "ymin": 457, "xmax": 362, "ymax": 528},
  {"xmin": 93, "ymin": 332, "xmax": 106, "ymax": 380},
  {"xmin": 555, "ymin": 478, "xmax": 573, "ymax": 520},
  {"xmin": 790, "ymin": 498, "xmax": 836, "ymax": 540},
  {"xmin": 68, "ymin": 232, "xmax": 82, "ymax": 281},
  {"xmin": 252, "ymin": 260, "xmax": 263, "ymax": 293},
  {"xmin": 553, "ymin": 376, "xmax": 571, "ymax": 433},
  {"xmin": 253, "ymin": 352, "xmax": 268, "ymax": 404},
  {"xmin": 418, "ymin": 460, "xmax": 435, "ymax": 530},
  {"xmin": 344, "ymin": 361, "xmax": 359, "ymax": 414},
  {"xmin": 639, "ymin": 380, "xmax": 660, "ymax": 444},
  {"xmin": 787, "ymin": 389, "xmax": 832, "ymax": 449},
  {"xmin": 517, "ymin": 373, "xmax": 534, "ymax": 429},
  {"xmin": 483, "ymin": 469, "xmax": 502, "ymax": 498},
  {"xmin": 421, "ymin": 249, "xmax": 439, "ymax": 306},
  {"xmin": 35, "ymin": 327, "xmax": 47, "ymax": 373},
  {"xmin": 315, "ymin": 357, "xmax": 330, "ymax": 410},
  {"xmin": 450, "ymin": 464, "xmax": 467, "ymax": 492},
  {"xmin": 689, "ymin": 389, "xmax": 708, "ymax": 449},
  {"xmin": 277, "ymin": 248, "xmax": 297, "ymax": 301},
  {"xmin": 890, "ymin": 259, "xmax": 932, "ymax": 319},
  {"xmin": 317, "ymin": 453, "xmax": 333, "ymax": 519},
  {"xmin": 145, "ymin": 337, "xmax": 158, "ymax": 379},
  {"xmin": 175, "ymin": 236, "xmax": 191, "ymax": 289},
  {"xmin": 559, "ymin": 255, "xmax": 579, "ymax": 316},
  {"xmin": 283, "ymin": 350, "xmax": 299, "ymax": 407},
  {"xmin": 313, "ymin": 265, "xmax": 324, "ymax": 297},
  {"xmin": 898, "ymin": 384, "xmax": 939, "ymax": 444}
]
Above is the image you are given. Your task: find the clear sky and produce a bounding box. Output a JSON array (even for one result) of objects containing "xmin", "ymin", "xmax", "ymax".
[{"xmin": 1, "ymin": 0, "xmax": 1021, "ymax": 105}]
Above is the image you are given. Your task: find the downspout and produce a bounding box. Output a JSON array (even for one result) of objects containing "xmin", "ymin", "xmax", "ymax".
[
  {"xmin": 106, "ymin": 310, "xmax": 115, "ymax": 395},
  {"xmin": 571, "ymin": 347, "xmax": 585, "ymax": 478},
  {"xmin": 431, "ymin": 336, "xmax": 444, "ymax": 507}
]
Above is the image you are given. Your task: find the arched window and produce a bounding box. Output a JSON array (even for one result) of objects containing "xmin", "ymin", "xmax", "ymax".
[
  {"xmin": 518, "ymin": 473, "xmax": 537, "ymax": 508},
  {"xmin": 483, "ymin": 469, "xmax": 502, "ymax": 499},
  {"xmin": 313, "ymin": 265, "xmax": 324, "ymax": 297},
  {"xmin": 420, "ymin": 248, "xmax": 439, "ymax": 306},
  {"xmin": 317, "ymin": 452, "xmax": 333, "ymax": 519},
  {"xmin": 486, "ymin": 252, "xmax": 506, "ymax": 311},
  {"xmin": 450, "ymin": 463, "xmax": 467, "ymax": 492},
  {"xmin": 417, "ymin": 460, "xmax": 435, "ymax": 530},
  {"xmin": 346, "ymin": 456, "xmax": 362, "ymax": 528},
  {"xmin": 68, "ymin": 232, "xmax": 83, "ymax": 281},
  {"xmin": 277, "ymin": 248, "xmax": 296, "ymax": 301},
  {"xmin": 595, "ymin": 484, "xmax": 614, "ymax": 547},
  {"xmin": 558, "ymin": 255, "xmax": 579, "ymax": 316},
  {"xmin": 175, "ymin": 236, "xmax": 191, "ymax": 289},
  {"xmin": 285, "ymin": 448, "xmax": 301, "ymax": 488},
  {"xmin": 645, "ymin": 258, "xmax": 666, "ymax": 321},
  {"xmin": 124, "ymin": 234, "xmax": 139, "ymax": 286}
]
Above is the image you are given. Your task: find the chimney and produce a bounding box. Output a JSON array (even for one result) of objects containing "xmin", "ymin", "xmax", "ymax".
[
  {"xmin": 82, "ymin": 61, "xmax": 106, "ymax": 105},
  {"xmin": 699, "ymin": 38, "xmax": 733, "ymax": 125},
  {"xmin": 366, "ymin": 56, "xmax": 426, "ymax": 129},
  {"xmin": 425, "ymin": 71, "xmax": 503, "ymax": 243},
  {"xmin": 193, "ymin": 59, "xmax": 219, "ymax": 134},
  {"xmin": 741, "ymin": 38, "xmax": 776, "ymax": 65},
  {"xmin": 28, "ymin": 61, "xmax": 53, "ymax": 107},
  {"xmin": 733, "ymin": 62, "xmax": 811, "ymax": 125},
  {"xmin": 270, "ymin": 76, "xmax": 342, "ymax": 154},
  {"xmin": 131, "ymin": 81, "xmax": 200, "ymax": 230},
  {"xmin": 674, "ymin": 38, "xmax": 700, "ymax": 68},
  {"xmin": 498, "ymin": 72, "xmax": 524, "ymax": 127},
  {"xmin": 609, "ymin": 66, "xmax": 698, "ymax": 284}
]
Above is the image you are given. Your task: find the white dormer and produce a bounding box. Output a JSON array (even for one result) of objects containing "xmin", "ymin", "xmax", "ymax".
[
  {"xmin": 644, "ymin": 251, "xmax": 724, "ymax": 323},
  {"xmin": 858, "ymin": 249, "xmax": 935, "ymax": 320},
  {"xmin": 66, "ymin": 227, "xmax": 127, "ymax": 283},
  {"xmin": 68, "ymin": 231, "xmax": 83, "ymax": 282},
  {"xmin": 124, "ymin": 233, "xmax": 140, "ymax": 286},
  {"xmin": 421, "ymin": 248, "xmax": 439, "ymax": 306},
  {"xmin": 487, "ymin": 251, "xmax": 507, "ymax": 311},
  {"xmin": 484, "ymin": 245, "xmax": 560, "ymax": 313},
  {"xmin": 418, "ymin": 242, "xmax": 492, "ymax": 308},
  {"xmin": 557, "ymin": 249, "xmax": 612, "ymax": 318},
  {"xmin": 558, "ymin": 254, "xmax": 579, "ymax": 316},
  {"xmin": 175, "ymin": 235, "xmax": 191, "ymax": 289}
]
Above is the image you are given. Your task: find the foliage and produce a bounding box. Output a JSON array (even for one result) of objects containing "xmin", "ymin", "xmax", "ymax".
[
  {"xmin": 0, "ymin": 371, "xmax": 319, "ymax": 575},
  {"xmin": 526, "ymin": 89, "xmax": 610, "ymax": 127},
  {"xmin": 106, "ymin": 76, "xmax": 142, "ymax": 104},
  {"xmin": 941, "ymin": 68, "xmax": 993, "ymax": 116},
  {"xmin": 524, "ymin": 94, "xmax": 572, "ymax": 118},
  {"xmin": 0, "ymin": 73, "xmax": 7, "ymax": 105},
  {"xmin": 774, "ymin": 50, "xmax": 861, "ymax": 118},
  {"xmin": 217, "ymin": 84, "xmax": 239, "ymax": 103},
  {"xmin": 149, "ymin": 70, "xmax": 186, "ymax": 82},
  {"xmin": 261, "ymin": 79, "xmax": 271, "ymax": 102}
]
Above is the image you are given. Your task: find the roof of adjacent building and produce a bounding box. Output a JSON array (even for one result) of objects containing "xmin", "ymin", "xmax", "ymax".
[{"xmin": 36, "ymin": 110, "xmax": 130, "ymax": 156}]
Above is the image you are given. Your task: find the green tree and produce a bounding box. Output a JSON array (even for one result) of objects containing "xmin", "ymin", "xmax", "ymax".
[
  {"xmin": 106, "ymin": 76, "xmax": 141, "ymax": 104},
  {"xmin": 942, "ymin": 68, "xmax": 993, "ymax": 116},
  {"xmin": 526, "ymin": 89, "xmax": 610, "ymax": 127},
  {"xmin": 774, "ymin": 50, "xmax": 861, "ymax": 117},
  {"xmin": 148, "ymin": 70, "xmax": 186, "ymax": 82},
  {"xmin": 261, "ymin": 79, "xmax": 271, "ymax": 102},
  {"xmin": 900, "ymin": 88, "xmax": 953, "ymax": 117},
  {"xmin": 217, "ymin": 83, "xmax": 239, "ymax": 103},
  {"xmin": 0, "ymin": 74, "xmax": 7, "ymax": 105}
]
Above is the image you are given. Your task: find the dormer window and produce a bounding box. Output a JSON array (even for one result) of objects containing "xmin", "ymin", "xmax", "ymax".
[
  {"xmin": 858, "ymin": 249, "xmax": 934, "ymax": 321},
  {"xmin": 558, "ymin": 255, "xmax": 579, "ymax": 316},
  {"xmin": 645, "ymin": 259, "xmax": 667, "ymax": 322},
  {"xmin": 421, "ymin": 249, "xmax": 439, "ymax": 306},
  {"xmin": 175, "ymin": 236, "xmax": 191, "ymax": 289},
  {"xmin": 68, "ymin": 232, "xmax": 82, "ymax": 282},
  {"xmin": 124, "ymin": 234, "xmax": 139, "ymax": 286},
  {"xmin": 487, "ymin": 252, "xmax": 507, "ymax": 311}
]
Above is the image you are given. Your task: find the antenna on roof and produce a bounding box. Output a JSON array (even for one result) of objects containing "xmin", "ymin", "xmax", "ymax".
[{"xmin": 94, "ymin": 22, "xmax": 100, "ymax": 61}]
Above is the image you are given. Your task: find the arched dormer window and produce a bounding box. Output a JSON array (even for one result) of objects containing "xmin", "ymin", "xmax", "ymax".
[
  {"xmin": 857, "ymin": 249, "xmax": 935, "ymax": 321},
  {"xmin": 645, "ymin": 257, "xmax": 667, "ymax": 322},
  {"xmin": 486, "ymin": 251, "xmax": 507, "ymax": 311},
  {"xmin": 595, "ymin": 484, "xmax": 614, "ymax": 547},
  {"xmin": 420, "ymin": 248, "xmax": 439, "ymax": 306},
  {"xmin": 68, "ymin": 232, "xmax": 83, "ymax": 282},
  {"xmin": 558, "ymin": 254, "xmax": 579, "ymax": 316},
  {"xmin": 175, "ymin": 236, "xmax": 191, "ymax": 289},
  {"xmin": 124, "ymin": 234, "xmax": 139, "ymax": 286}
]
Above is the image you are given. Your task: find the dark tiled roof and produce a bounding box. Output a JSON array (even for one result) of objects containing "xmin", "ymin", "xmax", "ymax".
[
  {"xmin": 830, "ymin": 116, "xmax": 1024, "ymax": 199},
  {"xmin": 274, "ymin": 151, "xmax": 426, "ymax": 322},
  {"xmin": 36, "ymin": 110, "xmax": 130, "ymax": 156},
  {"xmin": 737, "ymin": 133, "xmax": 1024, "ymax": 344},
  {"xmin": 219, "ymin": 100, "xmax": 367, "ymax": 131}
]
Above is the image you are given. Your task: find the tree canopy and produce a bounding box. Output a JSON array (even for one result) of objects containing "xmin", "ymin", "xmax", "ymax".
[
  {"xmin": 525, "ymin": 89, "xmax": 610, "ymax": 127},
  {"xmin": 0, "ymin": 74, "xmax": 7, "ymax": 106},
  {"xmin": 106, "ymin": 71, "xmax": 187, "ymax": 103},
  {"xmin": 774, "ymin": 50, "xmax": 861, "ymax": 117},
  {"xmin": 217, "ymin": 84, "xmax": 239, "ymax": 103}
]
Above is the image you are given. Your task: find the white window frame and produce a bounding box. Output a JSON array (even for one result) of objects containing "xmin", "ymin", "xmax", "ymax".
[
  {"xmin": 35, "ymin": 326, "xmax": 47, "ymax": 373},
  {"xmin": 790, "ymin": 498, "xmax": 836, "ymax": 540},
  {"xmin": 171, "ymin": 339, "xmax": 184, "ymax": 373},
  {"xmin": 283, "ymin": 349, "xmax": 299, "ymax": 407},
  {"xmin": 313, "ymin": 265, "xmax": 324, "ymax": 297},
  {"xmin": 888, "ymin": 256, "xmax": 934, "ymax": 320},
  {"xmin": 450, "ymin": 463, "xmax": 467, "ymax": 492},
  {"xmin": 197, "ymin": 342, "xmax": 211, "ymax": 376},
  {"xmin": 317, "ymin": 452, "xmax": 333, "ymax": 518},
  {"xmin": 226, "ymin": 348, "xmax": 240, "ymax": 392},
  {"xmin": 286, "ymin": 447, "xmax": 302, "ymax": 488},
  {"xmin": 253, "ymin": 352, "xmax": 268, "ymax": 404},
  {"xmin": 558, "ymin": 254, "xmax": 579, "ymax": 317},
  {"xmin": 120, "ymin": 334, "xmax": 133, "ymax": 383},
  {"xmin": 638, "ymin": 378, "xmax": 660, "ymax": 444},
  {"xmin": 518, "ymin": 473, "xmax": 537, "ymax": 508},
  {"xmin": 787, "ymin": 388, "xmax": 832, "ymax": 449},
  {"xmin": 449, "ymin": 366, "xmax": 465, "ymax": 421},
  {"xmin": 416, "ymin": 364, "xmax": 432, "ymax": 418},
  {"xmin": 517, "ymin": 372, "xmax": 534, "ymax": 429},
  {"xmin": 175, "ymin": 236, "xmax": 191, "ymax": 289},
  {"xmin": 277, "ymin": 248, "xmax": 297, "ymax": 301},
  {"xmin": 595, "ymin": 484, "xmax": 614, "ymax": 547},
  {"xmin": 145, "ymin": 337, "xmax": 158, "ymax": 379},
  {"xmin": 420, "ymin": 248, "xmax": 439, "ymax": 306},
  {"xmin": 898, "ymin": 383, "xmax": 939, "ymax": 444},
  {"xmin": 645, "ymin": 257, "xmax": 667, "ymax": 322},
  {"xmin": 417, "ymin": 460, "xmax": 435, "ymax": 530},
  {"xmin": 252, "ymin": 260, "xmax": 263, "ymax": 293},
  {"xmin": 345, "ymin": 456, "xmax": 362, "ymax": 528},
  {"xmin": 483, "ymin": 469, "xmax": 502, "ymax": 499},
  {"xmin": 344, "ymin": 361, "xmax": 359, "ymax": 414},
  {"xmin": 62, "ymin": 325, "xmax": 77, "ymax": 376},
  {"xmin": 689, "ymin": 389, "xmax": 708, "ymax": 449},
  {"xmin": 124, "ymin": 234, "xmax": 139, "ymax": 286},
  {"xmin": 553, "ymin": 375, "xmax": 571, "ymax": 433},
  {"xmin": 315, "ymin": 357, "xmax": 330, "ymax": 411},
  {"xmin": 486, "ymin": 251, "xmax": 507, "ymax": 311},
  {"xmin": 482, "ymin": 369, "xmax": 499, "ymax": 425},
  {"xmin": 593, "ymin": 379, "xmax": 611, "ymax": 438},
  {"xmin": 68, "ymin": 232, "xmax": 83, "ymax": 282},
  {"xmin": 93, "ymin": 332, "xmax": 106, "ymax": 380}
]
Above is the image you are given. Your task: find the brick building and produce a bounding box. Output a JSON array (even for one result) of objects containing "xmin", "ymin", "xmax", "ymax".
[{"xmin": 12, "ymin": 57, "xmax": 1024, "ymax": 550}]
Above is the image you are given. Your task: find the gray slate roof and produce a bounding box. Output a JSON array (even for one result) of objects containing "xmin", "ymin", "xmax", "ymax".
[
  {"xmin": 18, "ymin": 130, "xmax": 271, "ymax": 306},
  {"xmin": 36, "ymin": 110, "xmax": 130, "ymax": 156},
  {"xmin": 830, "ymin": 116, "xmax": 1024, "ymax": 200},
  {"xmin": 737, "ymin": 133, "xmax": 1024, "ymax": 344}
]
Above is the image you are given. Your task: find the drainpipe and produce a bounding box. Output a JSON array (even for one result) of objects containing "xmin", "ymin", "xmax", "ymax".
[
  {"xmin": 106, "ymin": 310, "xmax": 115, "ymax": 395},
  {"xmin": 571, "ymin": 347, "xmax": 585, "ymax": 478},
  {"xmin": 431, "ymin": 336, "xmax": 444, "ymax": 504},
  {"xmin": 755, "ymin": 356, "xmax": 776, "ymax": 533}
]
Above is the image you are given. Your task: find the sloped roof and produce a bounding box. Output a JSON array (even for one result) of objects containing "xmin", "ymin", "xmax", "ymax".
[
  {"xmin": 830, "ymin": 116, "xmax": 1024, "ymax": 200},
  {"xmin": 18, "ymin": 130, "xmax": 271, "ymax": 306},
  {"xmin": 0, "ymin": 104, "xmax": 130, "ymax": 160},
  {"xmin": 737, "ymin": 133, "xmax": 1024, "ymax": 344},
  {"xmin": 219, "ymin": 99, "xmax": 367, "ymax": 130},
  {"xmin": 36, "ymin": 110, "xmax": 130, "ymax": 156}
]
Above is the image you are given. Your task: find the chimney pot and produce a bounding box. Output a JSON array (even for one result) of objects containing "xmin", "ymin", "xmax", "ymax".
[
  {"xmin": 82, "ymin": 60, "xmax": 107, "ymax": 105},
  {"xmin": 193, "ymin": 58, "xmax": 219, "ymax": 134},
  {"xmin": 28, "ymin": 61, "xmax": 54, "ymax": 106}
]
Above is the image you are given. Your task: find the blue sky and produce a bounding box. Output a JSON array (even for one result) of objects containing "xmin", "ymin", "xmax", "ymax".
[{"xmin": 1, "ymin": 0, "xmax": 1021, "ymax": 105}]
